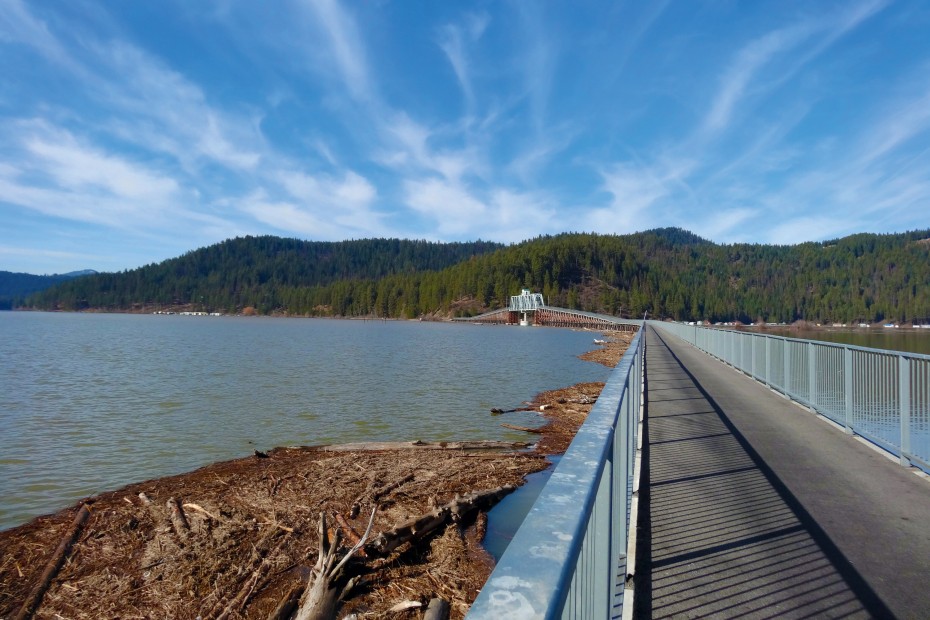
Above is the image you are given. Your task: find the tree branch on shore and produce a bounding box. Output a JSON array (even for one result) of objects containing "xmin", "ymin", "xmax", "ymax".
[{"xmin": 291, "ymin": 484, "xmax": 515, "ymax": 619}]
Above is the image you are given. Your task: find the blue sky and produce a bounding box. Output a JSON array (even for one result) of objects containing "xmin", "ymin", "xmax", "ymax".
[{"xmin": 2, "ymin": 0, "xmax": 930, "ymax": 274}]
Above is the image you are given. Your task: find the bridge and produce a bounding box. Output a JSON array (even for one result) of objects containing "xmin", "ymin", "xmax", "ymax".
[
  {"xmin": 457, "ymin": 290, "xmax": 639, "ymax": 332},
  {"xmin": 467, "ymin": 320, "xmax": 930, "ymax": 618}
]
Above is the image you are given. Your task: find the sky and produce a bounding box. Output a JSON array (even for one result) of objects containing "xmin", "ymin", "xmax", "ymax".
[{"xmin": 2, "ymin": 1, "xmax": 930, "ymax": 274}]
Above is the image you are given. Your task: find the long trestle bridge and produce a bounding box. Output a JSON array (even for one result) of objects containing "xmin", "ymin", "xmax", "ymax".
[
  {"xmin": 465, "ymin": 318, "xmax": 930, "ymax": 619},
  {"xmin": 458, "ymin": 289, "xmax": 639, "ymax": 331}
]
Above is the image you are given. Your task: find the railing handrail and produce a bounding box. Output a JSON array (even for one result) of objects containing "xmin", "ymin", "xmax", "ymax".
[
  {"xmin": 650, "ymin": 320, "xmax": 930, "ymax": 474},
  {"xmin": 662, "ymin": 323, "xmax": 930, "ymax": 360},
  {"xmin": 467, "ymin": 320, "xmax": 645, "ymax": 619}
]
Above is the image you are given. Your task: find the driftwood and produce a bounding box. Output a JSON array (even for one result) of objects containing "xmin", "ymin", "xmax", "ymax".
[
  {"xmin": 137, "ymin": 492, "xmax": 161, "ymax": 527},
  {"xmin": 290, "ymin": 484, "xmax": 515, "ymax": 619},
  {"xmin": 267, "ymin": 584, "xmax": 303, "ymax": 620},
  {"xmin": 268, "ymin": 586, "xmax": 304, "ymax": 620},
  {"xmin": 490, "ymin": 406, "xmax": 534, "ymax": 414},
  {"xmin": 365, "ymin": 485, "xmax": 516, "ymax": 557},
  {"xmin": 333, "ymin": 513, "xmax": 365, "ymax": 556},
  {"xmin": 500, "ymin": 422, "xmax": 544, "ymax": 434},
  {"xmin": 14, "ymin": 504, "xmax": 91, "ymax": 620},
  {"xmin": 216, "ymin": 530, "xmax": 290, "ymax": 620},
  {"xmin": 200, "ymin": 527, "xmax": 286, "ymax": 620},
  {"xmin": 321, "ymin": 440, "xmax": 530, "ymax": 452},
  {"xmin": 474, "ymin": 511, "xmax": 488, "ymax": 543},
  {"xmin": 183, "ymin": 502, "xmax": 220, "ymax": 521},
  {"xmin": 293, "ymin": 507, "xmax": 377, "ymax": 620},
  {"xmin": 166, "ymin": 497, "xmax": 190, "ymax": 540},
  {"xmin": 372, "ymin": 472, "xmax": 415, "ymax": 501}
]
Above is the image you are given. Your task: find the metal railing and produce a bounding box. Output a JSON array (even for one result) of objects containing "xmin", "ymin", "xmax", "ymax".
[
  {"xmin": 653, "ymin": 322, "xmax": 930, "ymax": 474},
  {"xmin": 467, "ymin": 322, "xmax": 645, "ymax": 619}
]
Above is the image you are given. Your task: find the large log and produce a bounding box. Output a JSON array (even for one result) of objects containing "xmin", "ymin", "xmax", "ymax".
[
  {"xmin": 500, "ymin": 422, "xmax": 544, "ymax": 434},
  {"xmin": 365, "ymin": 484, "xmax": 516, "ymax": 557},
  {"xmin": 14, "ymin": 504, "xmax": 91, "ymax": 620}
]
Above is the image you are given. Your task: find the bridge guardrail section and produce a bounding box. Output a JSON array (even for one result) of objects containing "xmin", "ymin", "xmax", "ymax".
[
  {"xmin": 652, "ymin": 322, "xmax": 930, "ymax": 474},
  {"xmin": 467, "ymin": 321, "xmax": 644, "ymax": 619}
]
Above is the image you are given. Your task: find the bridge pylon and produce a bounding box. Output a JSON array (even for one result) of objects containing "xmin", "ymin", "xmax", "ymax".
[{"xmin": 510, "ymin": 288, "xmax": 545, "ymax": 326}]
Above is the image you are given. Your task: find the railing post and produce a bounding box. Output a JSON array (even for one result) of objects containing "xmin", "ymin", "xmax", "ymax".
[
  {"xmin": 593, "ymin": 460, "xmax": 611, "ymax": 619},
  {"xmin": 808, "ymin": 341, "xmax": 817, "ymax": 410},
  {"xmin": 609, "ymin": 386, "xmax": 629, "ymax": 612},
  {"xmin": 844, "ymin": 347, "xmax": 853, "ymax": 434},
  {"xmin": 900, "ymin": 355, "xmax": 911, "ymax": 467},
  {"xmin": 764, "ymin": 336, "xmax": 770, "ymax": 386},
  {"xmin": 784, "ymin": 340, "xmax": 791, "ymax": 397},
  {"xmin": 740, "ymin": 333, "xmax": 746, "ymax": 372}
]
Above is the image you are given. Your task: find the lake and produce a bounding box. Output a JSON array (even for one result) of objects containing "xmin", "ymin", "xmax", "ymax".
[
  {"xmin": 740, "ymin": 326, "xmax": 930, "ymax": 355},
  {"xmin": 0, "ymin": 312, "xmax": 611, "ymax": 531}
]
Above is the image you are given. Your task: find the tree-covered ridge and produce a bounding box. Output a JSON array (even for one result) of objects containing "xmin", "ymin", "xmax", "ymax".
[
  {"xmin": 23, "ymin": 237, "xmax": 504, "ymax": 312},
  {"xmin": 0, "ymin": 270, "xmax": 96, "ymax": 310},
  {"xmin": 22, "ymin": 229, "xmax": 930, "ymax": 324}
]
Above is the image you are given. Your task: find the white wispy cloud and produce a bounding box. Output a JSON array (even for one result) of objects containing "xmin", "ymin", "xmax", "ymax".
[
  {"xmin": 438, "ymin": 12, "xmax": 489, "ymax": 113},
  {"xmin": 0, "ymin": 0, "xmax": 83, "ymax": 74},
  {"xmin": 97, "ymin": 42, "xmax": 263, "ymax": 172},
  {"xmin": 583, "ymin": 158, "xmax": 696, "ymax": 234},
  {"xmin": 403, "ymin": 178, "xmax": 487, "ymax": 236},
  {"xmin": 236, "ymin": 175, "xmax": 387, "ymax": 239},
  {"xmin": 690, "ymin": 208, "xmax": 757, "ymax": 242},
  {"xmin": 378, "ymin": 112, "xmax": 489, "ymax": 186},
  {"xmin": 766, "ymin": 216, "xmax": 858, "ymax": 246},
  {"xmin": 0, "ymin": 122, "xmax": 182, "ymax": 227},
  {"xmin": 24, "ymin": 131, "xmax": 178, "ymax": 202},
  {"xmin": 402, "ymin": 176, "xmax": 554, "ymax": 241},
  {"xmin": 580, "ymin": 0, "xmax": 896, "ymax": 246},
  {"xmin": 302, "ymin": 0, "xmax": 372, "ymax": 103},
  {"xmin": 702, "ymin": 26, "xmax": 810, "ymax": 136},
  {"xmin": 856, "ymin": 83, "xmax": 930, "ymax": 167},
  {"xmin": 608, "ymin": 0, "xmax": 669, "ymax": 77},
  {"xmin": 237, "ymin": 190, "xmax": 332, "ymax": 237},
  {"xmin": 701, "ymin": 0, "xmax": 887, "ymax": 138},
  {"xmin": 514, "ymin": 3, "xmax": 554, "ymax": 135},
  {"xmin": 486, "ymin": 188, "xmax": 557, "ymax": 241},
  {"xmin": 0, "ymin": 245, "xmax": 86, "ymax": 261},
  {"xmin": 277, "ymin": 168, "xmax": 380, "ymax": 226}
]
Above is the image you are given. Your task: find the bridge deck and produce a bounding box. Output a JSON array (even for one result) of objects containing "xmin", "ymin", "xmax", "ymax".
[{"xmin": 637, "ymin": 327, "xmax": 930, "ymax": 618}]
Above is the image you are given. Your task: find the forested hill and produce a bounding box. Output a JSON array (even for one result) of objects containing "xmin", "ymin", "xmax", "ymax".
[
  {"xmin": 23, "ymin": 237, "xmax": 503, "ymax": 312},
  {"xmin": 0, "ymin": 270, "xmax": 96, "ymax": 310},
  {"xmin": 22, "ymin": 229, "xmax": 930, "ymax": 324}
]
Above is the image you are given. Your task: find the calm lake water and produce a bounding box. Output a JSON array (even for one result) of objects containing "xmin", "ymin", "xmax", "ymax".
[
  {"xmin": 0, "ymin": 312, "xmax": 610, "ymax": 531},
  {"xmin": 741, "ymin": 327, "xmax": 930, "ymax": 355}
]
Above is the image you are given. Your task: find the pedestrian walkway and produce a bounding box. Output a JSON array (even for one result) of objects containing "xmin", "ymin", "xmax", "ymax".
[{"xmin": 635, "ymin": 327, "xmax": 930, "ymax": 618}]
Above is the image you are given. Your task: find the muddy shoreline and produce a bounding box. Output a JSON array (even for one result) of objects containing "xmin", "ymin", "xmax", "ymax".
[{"xmin": 0, "ymin": 331, "xmax": 632, "ymax": 619}]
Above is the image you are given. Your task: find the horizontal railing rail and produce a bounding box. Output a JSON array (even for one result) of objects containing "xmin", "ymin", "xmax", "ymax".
[
  {"xmin": 467, "ymin": 321, "xmax": 645, "ymax": 619},
  {"xmin": 652, "ymin": 321, "xmax": 930, "ymax": 474}
]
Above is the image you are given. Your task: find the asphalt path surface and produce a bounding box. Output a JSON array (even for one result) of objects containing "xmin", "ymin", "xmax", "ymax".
[{"xmin": 635, "ymin": 327, "xmax": 930, "ymax": 619}]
